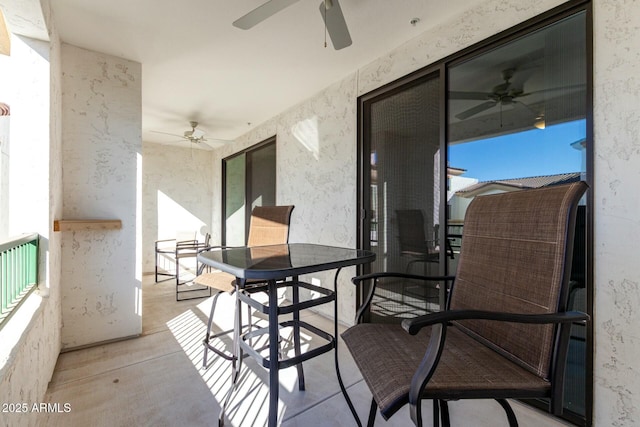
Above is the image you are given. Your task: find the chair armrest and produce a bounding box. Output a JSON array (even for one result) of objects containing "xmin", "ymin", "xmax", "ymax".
[
  {"xmin": 156, "ymin": 238, "xmax": 176, "ymax": 244},
  {"xmin": 404, "ymin": 309, "xmax": 590, "ymax": 424},
  {"xmin": 155, "ymin": 239, "xmax": 176, "ymax": 248},
  {"xmin": 351, "ymin": 272, "xmax": 455, "ymax": 324},
  {"xmin": 352, "ymin": 272, "xmax": 456, "ymax": 285},
  {"xmin": 175, "ymin": 239, "xmax": 199, "ymax": 248},
  {"xmin": 155, "ymin": 239, "xmax": 176, "ymax": 253},
  {"xmin": 402, "ymin": 309, "xmax": 590, "ymax": 335}
]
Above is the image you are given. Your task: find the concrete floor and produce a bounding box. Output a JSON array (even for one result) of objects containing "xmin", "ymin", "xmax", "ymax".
[{"xmin": 38, "ymin": 275, "xmax": 572, "ymax": 427}]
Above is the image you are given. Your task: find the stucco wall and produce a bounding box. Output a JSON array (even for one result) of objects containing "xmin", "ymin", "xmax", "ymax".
[
  {"xmin": 141, "ymin": 142, "xmax": 214, "ymax": 274},
  {"xmin": 60, "ymin": 44, "xmax": 142, "ymax": 349},
  {"xmin": 592, "ymin": 2, "xmax": 640, "ymax": 425}
]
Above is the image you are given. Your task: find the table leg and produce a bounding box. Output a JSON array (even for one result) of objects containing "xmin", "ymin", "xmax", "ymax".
[
  {"xmin": 292, "ymin": 276, "xmax": 306, "ymax": 391},
  {"xmin": 333, "ymin": 267, "xmax": 363, "ymax": 427},
  {"xmin": 268, "ymin": 279, "xmax": 279, "ymax": 427}
]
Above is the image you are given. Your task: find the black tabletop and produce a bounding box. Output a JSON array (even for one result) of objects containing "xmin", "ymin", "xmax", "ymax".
[{"xmin": 197, "ymin": 243, "xmax": 375, "ymax": 280}]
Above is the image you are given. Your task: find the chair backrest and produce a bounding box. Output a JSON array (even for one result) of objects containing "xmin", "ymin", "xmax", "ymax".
[
  {"xmin": 247, "ymin": 205, "xmax": 294, "ymax": 247},
  {"xmin": 449, "ymin": 182, "xmax": 587, "ymax": 380},
  {"xmin": 396, "ymin": 209, "xmax": 427, "ymax": 253}
]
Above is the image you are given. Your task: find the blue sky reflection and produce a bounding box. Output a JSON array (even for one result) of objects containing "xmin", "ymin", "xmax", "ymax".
[{"xmin": 449, "ymin": 119, "xmax": 586, "ymax": 182}]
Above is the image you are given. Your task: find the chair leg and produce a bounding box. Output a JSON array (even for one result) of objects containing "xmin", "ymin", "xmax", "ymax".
[
  {"xmin": 495, "ymin": 399, "xmax": 518, "ymax": 427},
  {"xmin": 439, "ymin": 400, "xmax": 450, "ymax": 427},
  {"xmin": 175, "ymin": 256, "xmax": 181, "ymax": 300},
  {"xmin": 433, "ymin": 399, "xmax": 440, "ymax": 427},
  {"xmin": 246, "ymin": 303, "xmax": 252, "ymax": 343},
  {"xmin": 367, "ymin": 398, "xmax": 377, "ymax": 427},
  {"xmin": 203, "ymin": 290, "xmax": 240, "ymax": 368},
  {"xmin": 203, "ymin": 291, "xmax": 222, "ymax": 368},
  {"xmin": 405, "ymin": 259, "xmax": 415, "ymax": 275}
]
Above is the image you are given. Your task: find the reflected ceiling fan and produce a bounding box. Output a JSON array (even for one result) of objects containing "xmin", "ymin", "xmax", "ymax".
[
  {"xmin": 233, "ymin": 0, "xmax": 352, "ymax": 50},
  {"xmin": 151, "ymin": 121, "xmax": 231, "ymax": 146},
  {"xmin": 451, "ymin": 68, "xmax": 532, "ymax": 120},
  {"xmin": 451, "ymin": 67, "xmax": 586, "ymax": 122}
]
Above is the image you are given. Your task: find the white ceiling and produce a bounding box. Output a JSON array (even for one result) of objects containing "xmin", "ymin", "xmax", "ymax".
[{"xmin": 50, "ymin": 0, "xmax": 485, "ymax": 149}]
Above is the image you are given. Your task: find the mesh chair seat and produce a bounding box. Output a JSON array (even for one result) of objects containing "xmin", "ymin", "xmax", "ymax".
[
  {"xmin": 193, "ymin": 271, "xmax": 268, "ymax": 294},
  {"xmin": 193, "ymin": 271, "xmax": 236, "ymax": 293},
  {"xmin": 343, "ymin": 323, "xmax": 550, "ymax": 419}
]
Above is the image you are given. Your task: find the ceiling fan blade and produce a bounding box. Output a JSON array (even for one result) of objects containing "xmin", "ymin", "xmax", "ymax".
[
  {"xmin": 319, "ymin": 0, "xmax": 352, "ymax": 50},
  {"xmin": 192, "ymin": 128, "xmax": 205, "ymax": 139},
  {"xmin": 455, "ymin": 101, "xmax": 497, "ymax": 120},
  {"xmin": 512, "ymin": 100, "xmax": 538, "ymax": 115},
  {"xmin": 527, "ymin": 83, "xmax": 586, "ymax": 96},
  {"xmin": 449, "ymin": 91, "xmax": 491, "ymax": 100},
  {"xmin": 151, "ymin": 130, "xmax": 186, "ymax": 139},
  {"xmin": 233, "ymin": 0, "xmax": 300, "ymax": 30}
]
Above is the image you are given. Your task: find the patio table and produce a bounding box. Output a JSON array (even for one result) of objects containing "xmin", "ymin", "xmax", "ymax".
[{"xmin": 198, "ymin": 243, "xmax": 375, "ymax": 427}]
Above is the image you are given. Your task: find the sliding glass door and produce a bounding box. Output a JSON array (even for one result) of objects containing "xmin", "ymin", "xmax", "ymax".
[
  {"xmin": 359, "ymin": 69, "xmax": 446, "ymax": 310},
  {"xmin": 447, "ymin": 10, "xmax": 589, "ymax": 421},
  {"xmin": 358, "ymin": 3, "xmax": 591, "ymax": 424},
  {"xmin": 223, "ymin": 138, "xmax": 276, "ymax": 246}
]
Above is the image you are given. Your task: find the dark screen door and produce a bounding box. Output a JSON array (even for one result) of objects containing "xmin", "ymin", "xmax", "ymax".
[
  {"xmin": 359, "ymin": 70, "xmax": 445, "ymax": 307},
  {"xmin": 223, "ymin": 138, "xmax": 276, "ymax": 246}
]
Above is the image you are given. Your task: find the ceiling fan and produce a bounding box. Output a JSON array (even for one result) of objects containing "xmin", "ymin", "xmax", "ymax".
[
  {"xmin": 233, "ymin": 0, "xmax": 352, "ymax": 50},
  {"xmin": 151, "ymin": 121, "xmax": 231, "ymax": 146},
  {"xmin": 451, "ymin": 67, "xmax": 586, "ymax": 122},
  {"xmin": 451, "ymin": 68, "xmax": 532, "ymax": 120}
]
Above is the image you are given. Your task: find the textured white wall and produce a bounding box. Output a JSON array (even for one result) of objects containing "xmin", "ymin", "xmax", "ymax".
[
  {"xmin": 141, "ymin": 142, "xmax": 214, "ymax": 274},
  {"xmin": 47, "ymin": 0, "xmax": 64, "ymax": 369},
  {"xmin": 593, "ymin": 2, "xmax": 640, "ymax": 425},
  {"xmin": 60, "ymin": 44, "xmax": 142, "ymax": 349}
]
